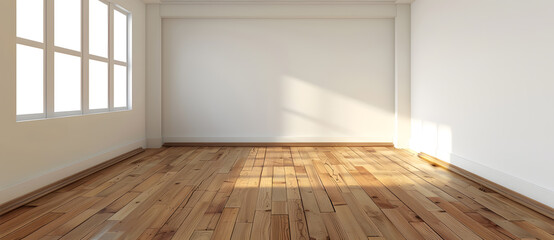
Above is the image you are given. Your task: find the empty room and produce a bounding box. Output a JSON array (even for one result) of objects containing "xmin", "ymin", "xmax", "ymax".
[{"xmin": 0, "ymin": 0, "xmax": 553, "ymax": 239}]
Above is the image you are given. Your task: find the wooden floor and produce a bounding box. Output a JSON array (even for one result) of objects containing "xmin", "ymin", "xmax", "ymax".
[{"xmin": 0, "ymin": 147, "xmax": 552, "ymax": 240}]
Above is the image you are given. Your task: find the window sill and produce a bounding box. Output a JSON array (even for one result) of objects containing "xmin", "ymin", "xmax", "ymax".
[{"xmin": 16, "ymin": 108, "xmax": 132, "ymax": 122}]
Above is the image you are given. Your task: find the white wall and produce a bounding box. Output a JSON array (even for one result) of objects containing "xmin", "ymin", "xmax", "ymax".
[
  {"xmin": 411, "ymin": 0, "xmax": 554, "ymax": 207},
  {"xmin": 162, "ymin": 18, "xmax": 395, "ymax": 142},
  {"xmin": 0, "ymin": 0, "xmax": 146, "ymax": 204}
]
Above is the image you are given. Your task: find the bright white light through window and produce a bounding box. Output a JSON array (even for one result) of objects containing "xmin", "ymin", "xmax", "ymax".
[
  {"xmin": 89, "ymin": 0, "xmax": 108, "ymax": 58},
  {"xmin": 55, "ymin": 53, "xmax": 81, "ymax": 112},
  {"xmin": 55, "ymin": 0, "xmax": 81, "ymax": 51},
  {"xmin": 17, "ymin": 1, "xmax": 131, "ymax": 120},
  {"xmin": 114, "ymin": 65, "xmax": 127, "ymax": 108},
  {"xmin": 114, "ymin": 10, "xmax": 127, "ymax": 62},
  {"xmin": 17, "ymin": 44, "xmax": 44, "ymax": 115},
  {"xmin": 17, "ymin": 0, "xmax": 43, "ymax": 43},
  {"xmin": 89, "ymin": 60, "xmax": 108, "ymax": 110}
]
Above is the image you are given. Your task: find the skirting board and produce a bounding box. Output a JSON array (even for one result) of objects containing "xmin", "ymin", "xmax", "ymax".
[
  {"xmin": 164, "ymin": 142, "xmax": 394, "ymax": 147},
  {"xmin": 0, "ymin": 148, "xmax": 145, "ymax": 216},
  {"xmin": 418, "ymin": 152, "xmax": 554, "ymax": 219}
]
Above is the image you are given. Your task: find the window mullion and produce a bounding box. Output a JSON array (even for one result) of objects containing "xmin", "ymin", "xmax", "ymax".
[
  {"xmin": 114, "ymin": 60, "xmax": 127, "ymax": 66},
  {"xmin": 108, "ymin": 3, "xmax": 114, "ymax": 111},
  {"xmin": 89, "ymin": 54, "xmax": 108, "ymax": 62},
  {"xmin": 53, "ymin": 46, "xmax": 82, "ymax": 58},
  {"xmin": 42, "ymin": 0, "xmax": 47, "ymax": 118},
  {"xmin": 16, "ymin": 38, "xmax": 45, "ymax": 49},
  {"xmin": 45, "ymin": 0, "xmax": 55, "ymax": 118},
  {"xmin": 82, "ymin": 0, "xmax": 90, "ymax": 114}
]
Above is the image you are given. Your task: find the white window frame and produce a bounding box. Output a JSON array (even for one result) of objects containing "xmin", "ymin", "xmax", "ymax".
[
  {"xmin": 112, "ymin": 4, "xmax": 131, "ymax": 111},
  {"xmin": 16, "ymin": 0, "xmax": 131, "ymax": 122},
  {"xmin": 15, "ymin": 0, "xmax": 47, "ymax": 121},
  {"xmin": 85, "ymin": 0, "xmax": 109, "ymax": 115}
]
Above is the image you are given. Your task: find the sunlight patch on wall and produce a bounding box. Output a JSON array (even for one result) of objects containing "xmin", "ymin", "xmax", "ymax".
[
  {"xmin": 411, "ymin": 118, "xmax": 452, "ymax": 162},
  {"xmin": 280, "ymin": 76, "xmax": 394, "ymax": 141}
]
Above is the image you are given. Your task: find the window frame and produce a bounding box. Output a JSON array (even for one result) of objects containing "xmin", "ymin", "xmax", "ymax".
[
  {"xmin": 112, "ymin": 4, "xmax": 131, "ymax": 111},
  {"xmin": 16, "ymin": 0, "xmax": 132, "ymax": 122},
  {"xmin": 15, "ymin": 0, "xmax": 47, "ymax": 121},
  {"xmin": 84, "ymin": 0, "xmax": 109, "ymax": 114}
]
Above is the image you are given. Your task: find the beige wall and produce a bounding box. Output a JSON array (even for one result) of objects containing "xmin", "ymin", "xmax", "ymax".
[{"xmin": 0, "ymin": 0, "xmax": 146, "ymax": 204}]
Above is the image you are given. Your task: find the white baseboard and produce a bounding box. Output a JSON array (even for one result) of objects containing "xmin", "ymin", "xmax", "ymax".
[
  {"xmin": 448, "ymin": 153, "xmax": 554, "ymax": 208},
  {"xmin": 163, "ymin": 136, "xmax": 393, "ymax": 143},
  {"xmin": 0, "ymin": 138, "xmax": 146, "ymax": 205}
]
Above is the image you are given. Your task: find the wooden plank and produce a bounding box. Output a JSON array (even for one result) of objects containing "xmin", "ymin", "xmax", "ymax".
[
  {"xmin": 272, "ymin": 167, "xmax": 287, "ymax": 202},
  {"xmin": 251, "ymin": 211, "xmax": 271, "ymax": 240},
  {"xmin": 430, "ymin": 197, "xmax": 505, "ymax": 240},
  {"xmin": 433, "ymin": 211, "xmax": 481, "ymax": 240},
  {"xmin": 256, "ymin": 166, "xmax": 273, "ymax": 211},
  {"xmin": 464, "ymin": 212, "xmax": 516, "ymax": 239},
  {"xmin": 304, "ymin": 165, "xmax": 335, "ymax": 213},
  {"xmin": 321, "ymin": 213, "xmax": 348, "ymax": 240},
  {"xmin": 291, "ymin": 164, "xmax": 329, "ymax": 240},
  {"xmin": 284, "ymin": 166, "xmax": 301, "ymax": 200},
  {"xmin": 137, "ymin": 228, "xmax": 159, "ymax": 240},
  {"xmin": 512, "ymin": 220, "xmax": 553, "ymax": 240},
  {"xmin": 236, "ymin": 188, "xmax": 260, "ymax": 222},
  {"xmin": 341, "ymin": 193, "xmax": 382, "ymax": 238},
  {"xmin": 271, "ymin": 214, "xmax": 290, "ymax": 240},
  {"xmin": 313, "ymin": 161, "xmax": 347, "ymax": 206},
  {"xmin": 101, "ymin": 192, "xmax": 141, "ymax": 213},
  {"xmin": 272, "ymin": 201, "xmax": 288, "ymax": 215},
  {"xmin": 80, "ymin": 220, "xmax": 118, "ymax": 240},
  {"xmin": 236, "ymin": 166, "xmax": 262, "ymax": 223},
  {"xmin": 0, "ymin": 191, "xmax": 86, "ymax": 238},
  {"xmin": 410, "ymin": 222, "xmax": 442, "ymax": 240},
  {"xmin": 58, "ymin": 212, "xmax": 112, "ymax": 240},
  {"xmin": 0, "ymin": 212, "xmax": 62, "ymax": 240},
  {"xmin": 381, "ymin": 209, "xmax": 424, "ymax": 240},
  {"xmin": 231, "ymin": 222, "xmax": 252, "ymax": 240},
  {"xmin": 347, "ymin": 166, "xmax": 397, "ymax": 209},
  {"xmin": 20, "ymin": 197, "xmax": 102, "ymax": 239},
  {"xmin": 334, "ymin": 205, "xmax": 368, "ymax": 240},
  {"xmin": 170, "ymin": 191, "xmax": 217, "ymax": 239},
  {"xmin": 190, "ymin": 230, "xmax": 213, "ymax": 240},
  {"xmin": 212, "ymin": 208, "xmax": 239, "ymax": 240},
  {"xmin": 287, "ymin": 199, "xmax": 309, "ymax": 240},
  {"xmin": 478, "ymin": 209, "xmax": 538, "ymax": 239}
]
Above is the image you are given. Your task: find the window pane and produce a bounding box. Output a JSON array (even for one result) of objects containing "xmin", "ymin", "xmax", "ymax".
[
  {"xmin": 89, "ymin": 0, "xmax": 108, "ymax": 58},
  {"xmin": 17, "ymin": 0, "xmax": 43, "ymax": 42},
  {"xmin": 89, "ymin": 60, "xmax": 108, "ymax": 110},
  {"xmin": 114, "ymin": 65, "xmax": 127, "ymax": 108},
  {"xmin": 114, "ymin": 10, "xmax": 127, "ymax": 62},
  {"xmin": 55, "ymin": 0, "xmax": 81, "ymax": 51},
  {"xmin": 55, "ymin": 52, "xmax": 81, "ymax": 112},
  {"xmin": 17, "ymin": 44, "xmax": 43, "ymax": 115}
]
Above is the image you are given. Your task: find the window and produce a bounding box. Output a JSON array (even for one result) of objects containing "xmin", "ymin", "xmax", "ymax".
[
  {"xmin": 16, "ymin": 0, "xmax": 44, "ymax": 118},
  {"xmin": 113, "ymin": 8, "xmax": 129, "ymax": 109},
  {"xmin": 16, "ymin": 0, "xmax": 131, "ymax": 121}
]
